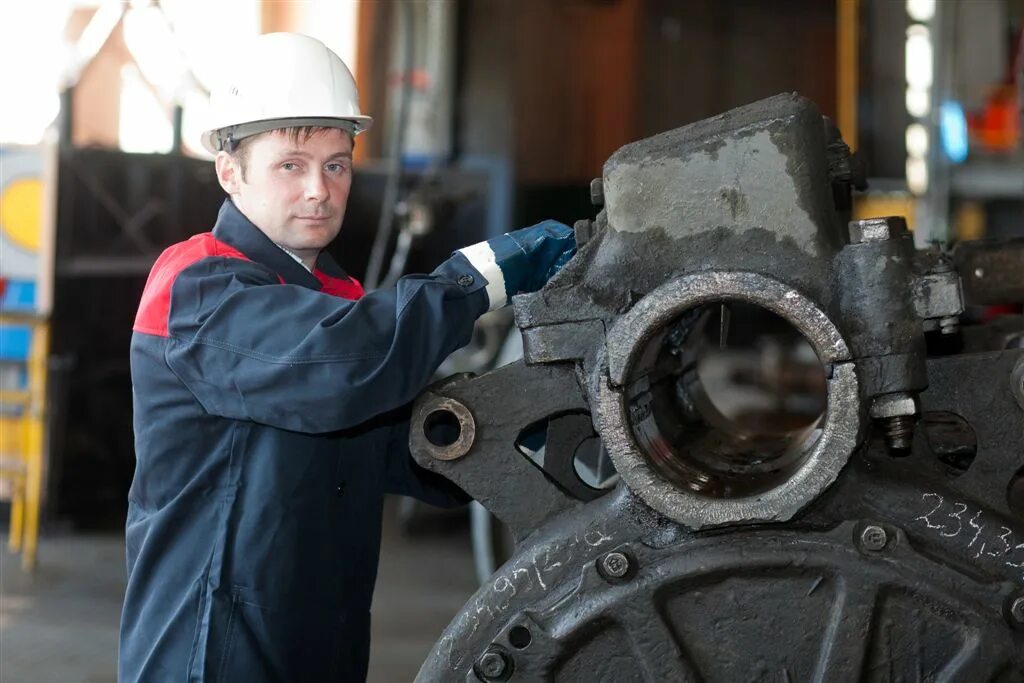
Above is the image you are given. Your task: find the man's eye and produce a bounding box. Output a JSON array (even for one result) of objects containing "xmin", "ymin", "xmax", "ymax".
[
  {"xmin": 281, "ymin": 162, "xmax": 298, "ymax": 171},
  {"xmin": 325, "ymin": 162, "xmax": 347, "ymax": 174}
]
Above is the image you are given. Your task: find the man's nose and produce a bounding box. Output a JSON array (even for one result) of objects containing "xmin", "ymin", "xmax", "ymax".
[{"xmin": 304, "ymin": 170, "xmax": 329, "ymax": 201}]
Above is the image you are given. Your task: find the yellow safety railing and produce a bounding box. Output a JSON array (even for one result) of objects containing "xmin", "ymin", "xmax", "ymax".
[{"xmin": 0, "ymin": 313, "xmax": 49, "ymax": 571}]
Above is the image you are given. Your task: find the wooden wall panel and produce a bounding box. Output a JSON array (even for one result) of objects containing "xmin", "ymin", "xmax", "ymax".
[
  {"xmin": 513, "ymin": 0, "xmax": 644, "ymax": 184},
  {"xmin": 638, "ymin": 0, "xmax": 836, "ymax": 139}
]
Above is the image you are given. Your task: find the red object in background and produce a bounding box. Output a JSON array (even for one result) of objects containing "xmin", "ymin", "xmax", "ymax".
[
  {"xmin": 967, "ymin": 27, "xmax": 1023, "ymax": 153},
  {"xmin": 983, "ymin": 304, "xmax": 1024, "ymax": 322},
  {"xmin": 0, "ymin": 276, "xmax": 7, "ymax": 300},
  {"xmin": 969, "ymin": 84, "xmax": 1021, "ymax": 152}
]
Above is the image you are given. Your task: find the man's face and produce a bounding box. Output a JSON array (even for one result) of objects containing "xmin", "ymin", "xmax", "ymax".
[{"xmin": 215, "ymin": 128, "xmax": 353, "ymax": 262}]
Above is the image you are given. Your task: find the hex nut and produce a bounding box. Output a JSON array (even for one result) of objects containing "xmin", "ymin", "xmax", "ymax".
[
  {"xmin": 870, "ymin": 393, "xmax": 918, "ymax": 419},
  {"xmin": 860, "ymin": 525, "xmax": 888, "ymax": 551},
  {"xmin": 849, "ymin": 216, "xmax": 908, "ymax": 244},
  {"xmin": 475, "ymin": 648, "xmax": 510, "ymax": 681},
  {"xmin": 912, "ymin": 270, "xmax": 964, "ymax": 320}
]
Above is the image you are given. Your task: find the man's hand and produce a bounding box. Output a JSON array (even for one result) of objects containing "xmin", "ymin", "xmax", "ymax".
[{"xmin": 458, "ymin": 220, "xmax": 577, "ymax": 310}]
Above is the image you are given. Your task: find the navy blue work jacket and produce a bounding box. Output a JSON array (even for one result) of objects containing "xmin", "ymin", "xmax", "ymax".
[{"xmin": 120, "ymin": 199, "xmax": 486, "ymax": 682}]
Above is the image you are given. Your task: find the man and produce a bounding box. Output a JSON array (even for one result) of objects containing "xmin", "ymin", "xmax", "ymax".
[{"xmin": 120, "ymin": 33, "xmax": 576, "ymax": 682}]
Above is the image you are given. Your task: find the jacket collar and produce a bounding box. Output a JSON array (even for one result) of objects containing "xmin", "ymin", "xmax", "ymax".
[{"xmin": 211, "ymin": 199, "xmax": 351, "ymax": 289}]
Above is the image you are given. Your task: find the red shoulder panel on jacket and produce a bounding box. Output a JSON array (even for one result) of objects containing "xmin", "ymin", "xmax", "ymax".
[
  {"xmin": 133, "ymin": 234, "xmax": 249, "ymax": 337},
  {"xmin": 315, "ymin": 270, "xmax": 365, "ymax": 300}
]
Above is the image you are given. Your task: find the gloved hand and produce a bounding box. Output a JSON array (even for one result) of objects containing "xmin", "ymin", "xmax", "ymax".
[{"xmin": 458, "ymin": 220, "xmax": 576, "ymax": 310}]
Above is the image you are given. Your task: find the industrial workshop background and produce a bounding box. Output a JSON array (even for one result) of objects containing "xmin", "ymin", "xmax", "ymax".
[{"xmin": 0, "ymin": 1, "xmax": 1021, "ymax": 681}]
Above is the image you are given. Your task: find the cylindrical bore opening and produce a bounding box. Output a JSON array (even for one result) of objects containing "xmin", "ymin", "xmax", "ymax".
[
  {"xmin": 625, "ymin": 301, "xmax": 828, "ymax": 498},
  {"xmin": 424, "ymin": 409, "xmax": 462, "ymax": 448}
]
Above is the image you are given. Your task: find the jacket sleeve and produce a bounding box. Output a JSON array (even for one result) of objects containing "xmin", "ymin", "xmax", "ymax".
[
  {"xmin": 164, "ymin": 254, "xmax": 489, "ymax": 433},
  {"xmin": 384, "ymin": 420, "xmax": 471, "ymax": 508}
]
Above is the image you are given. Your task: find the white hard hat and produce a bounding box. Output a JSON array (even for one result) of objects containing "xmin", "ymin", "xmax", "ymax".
[{"xmin": 201, "ymin": 32, "xmax": 373, "ymax": 154}]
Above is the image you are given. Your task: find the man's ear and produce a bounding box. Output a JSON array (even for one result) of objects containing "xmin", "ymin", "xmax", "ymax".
[{"xmin": 215, "ymin": 151, "xmax": 242, "ymax": 195}]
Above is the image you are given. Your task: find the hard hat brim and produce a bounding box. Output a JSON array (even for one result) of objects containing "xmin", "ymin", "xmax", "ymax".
[{"xmin": 201, "ymin": 115, "xmax": 373, "ymax": 154}]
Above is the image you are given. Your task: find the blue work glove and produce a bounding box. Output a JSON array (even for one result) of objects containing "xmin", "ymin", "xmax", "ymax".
[{"xmin": 458, "ymin": 220, "xmax": 576, "ymax": 311}]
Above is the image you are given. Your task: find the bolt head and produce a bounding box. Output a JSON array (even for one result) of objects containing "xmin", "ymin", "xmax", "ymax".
[
  {"xmin": 870, "ymin": 393, "xmax": 918, "ymax": 419},
  {"xmin": 860, "ymin": 525, "xmax": 888, "ymax": 551},
  {"xmin": 590, "ymin": 177, "xmax": 605, "ymax": 207},
  {"xmin": 849, "ymin": 216, "xmax": 908, "ymax": 244},
  {"xmin": 600, "ymin": 551, "xmax": 631, "ymax": 579},
  {"xmin": 1011, "ymin": 597, "xmax": 1024, "ymax": 625},
  {"xmin": 476, "ymin": 650, "xmax": 508, "ymax": 679},
  {"xmin": 573, "ymin": 219, "xmax": 594, "ymax": 248}
]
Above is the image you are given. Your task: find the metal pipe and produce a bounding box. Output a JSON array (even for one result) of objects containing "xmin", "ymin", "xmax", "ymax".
[{"xmin": 364, "ymin": 2, "xmax": 415, "ymax": 290}]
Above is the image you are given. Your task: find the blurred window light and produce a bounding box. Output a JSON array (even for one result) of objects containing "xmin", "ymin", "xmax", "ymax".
[
  {"xmin": 0, "ymin": 93, "xmax": 61, "ymax": 146},
  {"xmin": 939, "ymin": 100, "xmax": 969, "ymax": 164},
  {"xmin": 0, "ymin": 2, "xmax": 70, "ymax": 143},
  {"xmin": 905, "ymin": 25, "xmax": 933, "ymax": 90},
  {"xmin": 906, "ymin": 0, "xmax": 935, "ymax": 22},
  {"xmin": 123, "ymin": 5, "xmax": 189, "ymax": 103},
  {"xmin": 180, "ymin": 90, "xmax": 213, "ymax": 159},
  {"xmin": 158, "ymin": 0, "xmax": 260, "ymax": 93},
  {"xmin": 905, "ymin": 123, "xmax": 929, "ymax": 158},
  {"xmin": 299, "ymin": 0, "xmax": 360, "ymax": 73},
  {"xmin": 119, "ymin": 64, "xmax": 173, "ymax": 154},
  {"xmin": 906, "ymin": 157, "xmax": 929, "ymax": 195},
  {"xmin": 71, "ymin": 2, "xmax": 124, "ymax": 83},
  {"xmin": 906, "ymin": 86, "xmax": 931, "ymax": 118}
]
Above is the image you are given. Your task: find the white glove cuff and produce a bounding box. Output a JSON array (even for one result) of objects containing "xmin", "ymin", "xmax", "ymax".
[{"xmin": 457, "ymin": 241, "xmax": 507, "ymax": 311}]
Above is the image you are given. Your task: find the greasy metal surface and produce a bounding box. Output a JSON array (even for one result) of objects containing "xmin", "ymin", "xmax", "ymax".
[
  {"xmin": 1013, "ymin": 356, "xmax": 1024, "ymax": 411},
  {"xmin": 603, "ymin": 272, "xmax": 850, "ymax": 386},
  {"xmin": 410, "ymin": 94, "xmax": 1024, "ymax": 681},
  {"xmin": 848, "ymin": 216, "xmax": 907, "ymax": 244},
  {"xmin": 480, "ymin": 522, "xmax": 1019, "ymax": 681},
  {"xmin": 954, "ymin": 238, "xmax": 1024, "ymax": 305},
  {"xmin": 542, "ymin": 414, "xmax": 605, "ymax": 502},
  {"xmin": 913, "ymin": 270, "xmax": 965, "ymax": 321},
  {"xmin": 513, "ymin": 93, "xmax": 848, "ymax": 332},
  {"xmin": 916, "ymin": 350, "xmax": 1024, "ymax": 509},
  {"xmin": 597, "ymin": 271, "xmax": 860, "ymax": 528},
  {"xmin": 598, "ymin": 361, "xmax": 860, "ymax": 529},
  {"xmin": 834, "ymin": 233, "xmax": 926, "ymax": 367},
  {"xmin": 410, "ymin": 362, "xmax": 587, "ymax": 539}
]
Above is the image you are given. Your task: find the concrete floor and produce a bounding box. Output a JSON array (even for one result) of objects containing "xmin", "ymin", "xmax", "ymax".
[{"xmin": 0, "ymin": 499, "xmax": 478, "ymax": 682}]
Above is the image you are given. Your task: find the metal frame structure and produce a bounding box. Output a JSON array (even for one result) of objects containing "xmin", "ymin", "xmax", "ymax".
[{"xmin": 408, "ymin": 94, "xmax": 1024, "ymax": 680}]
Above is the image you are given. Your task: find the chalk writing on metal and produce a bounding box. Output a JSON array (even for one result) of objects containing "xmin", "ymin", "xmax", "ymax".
[
  {"xmin": 914, "ymin": 492, "xmax": 1024, "ymax": 583},
  {"xmin": 450, "ymin": 525, "xmax": 615, "ymax": 644}
]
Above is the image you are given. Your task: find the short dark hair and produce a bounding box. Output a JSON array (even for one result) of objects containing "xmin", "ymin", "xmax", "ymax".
[{"xmin": 229, "ymin": 126, "xmax": 355, "ymax": 181}]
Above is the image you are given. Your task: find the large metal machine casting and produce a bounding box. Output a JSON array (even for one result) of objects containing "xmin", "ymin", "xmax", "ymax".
[{"xmin": 410, "ymin": 94, "xmax": 1024, "ymax": 681}]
